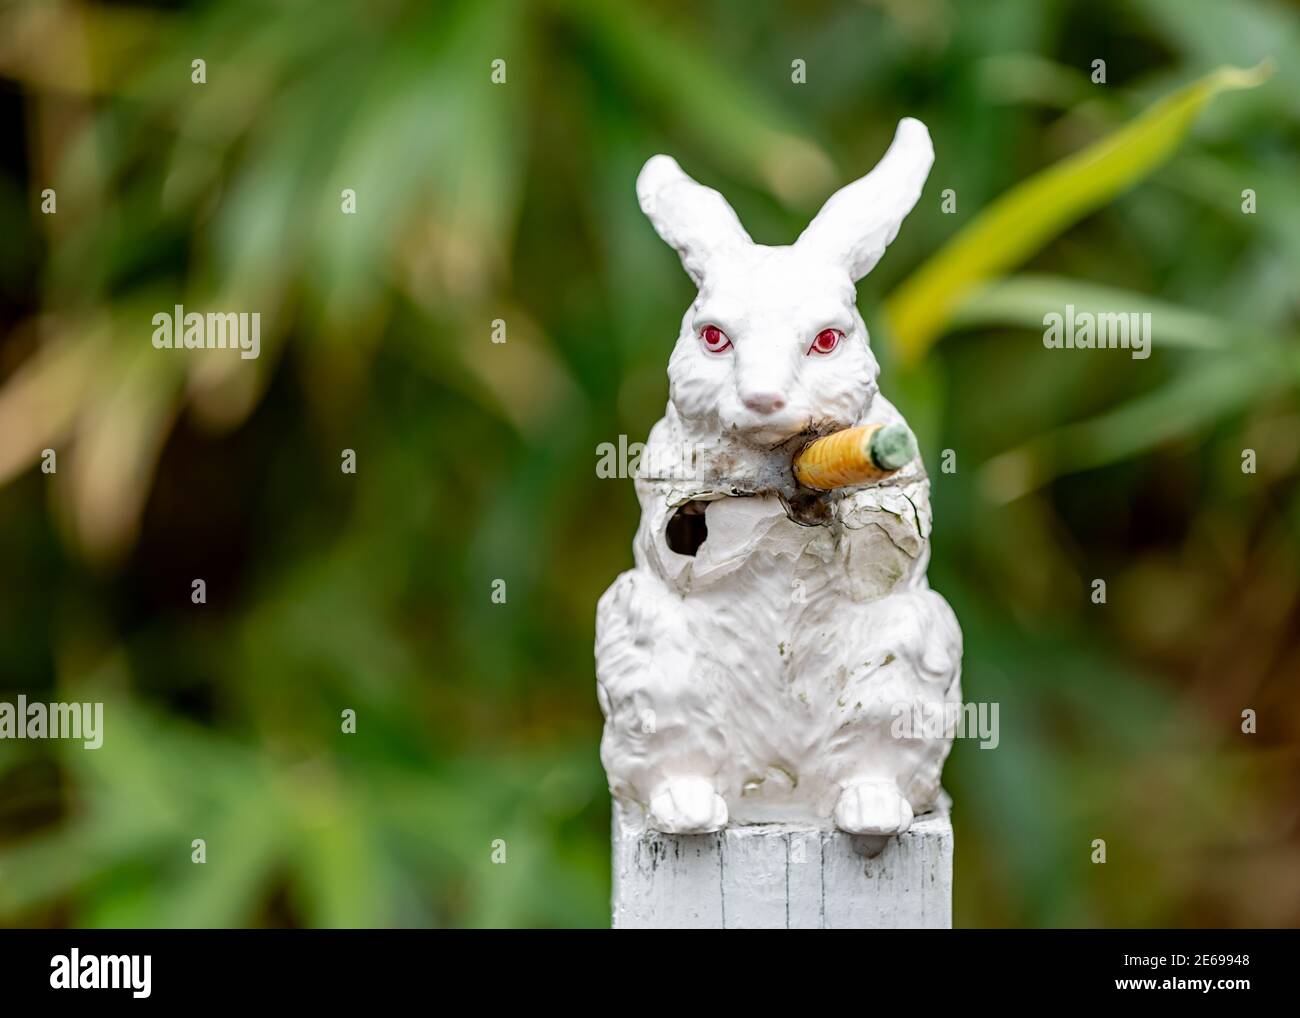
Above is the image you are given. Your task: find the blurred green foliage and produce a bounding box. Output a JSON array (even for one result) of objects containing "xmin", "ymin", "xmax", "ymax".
[{"xmin": 0, "ymin": 0, "xmax": 1297, "ymax": 927}]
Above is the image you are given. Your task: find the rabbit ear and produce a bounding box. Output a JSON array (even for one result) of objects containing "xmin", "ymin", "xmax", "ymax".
[
  {"xmin": 637, "ymin": 155, "xmax": 753, "ymax": 285},
  {"xmin": 795, "ymin": 118, "xmax": 934, "ymax": 281}
]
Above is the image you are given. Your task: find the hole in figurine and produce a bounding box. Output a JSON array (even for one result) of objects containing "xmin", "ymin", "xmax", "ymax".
[{"xmin": 665, "ymin": 500, "xmax": 709, "ymax": 556}]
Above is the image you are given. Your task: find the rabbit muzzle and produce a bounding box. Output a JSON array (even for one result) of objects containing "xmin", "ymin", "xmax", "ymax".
[{"xmin": 728, "ymin": 407, "xmax": 811, "ymax": 445}]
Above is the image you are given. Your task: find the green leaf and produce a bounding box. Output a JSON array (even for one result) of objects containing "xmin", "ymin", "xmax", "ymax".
[
  {"xmin": 1133, "ymin": 0, "xmax": 1300, "ymax": 117},
  {"xmin": 950, "ymin": 274, "xmax": 1231, "ymax": 350},
  {"xmin": 885, "ymin": 63, "xmax": 1272, "ymax": 365},
  {"xmin": 978, "ymin": 341, "xmax": 1300, "ymax": 502},
  {"xmin": 561, "ymin": 0, "xmax": 834, "ymax": 205}
]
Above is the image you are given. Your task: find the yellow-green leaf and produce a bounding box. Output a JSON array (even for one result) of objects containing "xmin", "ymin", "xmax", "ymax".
[{"xmin": 885, "ymin": 62, "xmax": 1272, "ymax": 365}]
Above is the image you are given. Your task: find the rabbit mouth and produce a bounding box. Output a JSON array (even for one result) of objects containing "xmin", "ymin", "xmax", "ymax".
[{"xmin": 729, "ymin": 413, "xmax": 810, "ymax": 445}]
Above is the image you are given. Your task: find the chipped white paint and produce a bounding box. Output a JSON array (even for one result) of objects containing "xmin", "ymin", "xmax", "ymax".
[
  {"xmin": 611, "ymin": 802, "xmax": 953, "ymax": 929},
  {"xmin": 596, "ymin": 119, "xmax": 963, "ymax": 844}
]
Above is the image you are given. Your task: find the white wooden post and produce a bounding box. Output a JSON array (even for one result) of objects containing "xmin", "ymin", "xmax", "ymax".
[{"xmin": 612, "ymin": 803, "xmax": 952, "ymax": 929}]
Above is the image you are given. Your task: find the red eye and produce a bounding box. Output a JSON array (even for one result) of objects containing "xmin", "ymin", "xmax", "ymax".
[
  {"xmin": 700, "ymin": 324, "xmax": 732, "ymax": 353},
  {"xmin": 809, "ymin": 328, "xmax": 842, "ymax": 355}
]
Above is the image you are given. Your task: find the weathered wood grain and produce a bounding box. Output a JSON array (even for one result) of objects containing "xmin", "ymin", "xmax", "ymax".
[{"xmin": 612, "ymin": 805, "xmax": 952, "ymax": 929}]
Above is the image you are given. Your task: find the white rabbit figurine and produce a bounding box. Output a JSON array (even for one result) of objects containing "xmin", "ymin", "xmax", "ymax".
[{"xmin": 596, "ymin": 118, "xmax": 962, "ymax": 837}]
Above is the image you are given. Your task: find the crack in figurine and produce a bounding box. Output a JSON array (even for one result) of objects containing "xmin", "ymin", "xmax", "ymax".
[{"xmin": 596, "ymin": 119, "xmax": 963, "ymax": 837}]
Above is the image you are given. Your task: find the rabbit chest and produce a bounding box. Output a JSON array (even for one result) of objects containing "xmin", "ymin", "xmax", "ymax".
[{"xmin": 654, "ymin": 491, "xmax": 924, "ymax": 703}]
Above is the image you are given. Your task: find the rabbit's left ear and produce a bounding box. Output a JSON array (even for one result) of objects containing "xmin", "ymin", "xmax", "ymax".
[{"xmin": 795, "ymin": 118, "xmax": 934, "ymax": 281}]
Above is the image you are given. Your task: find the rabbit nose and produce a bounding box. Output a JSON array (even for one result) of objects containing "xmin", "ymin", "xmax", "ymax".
[{"xmin": 741, "ymin": 391, "xmax": 787, "ymax": 414}]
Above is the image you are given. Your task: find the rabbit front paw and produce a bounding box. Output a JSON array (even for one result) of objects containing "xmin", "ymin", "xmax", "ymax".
[
  {"xmin": 834, "ymin": 780, "xmax": 913, "ymax": 836},
  {"xmin": 648, "ymin": 777, "xmax": 728, "ymax": 834}
]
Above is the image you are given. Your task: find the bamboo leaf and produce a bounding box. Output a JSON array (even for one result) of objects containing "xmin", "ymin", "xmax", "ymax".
[
  {"xmin": 885, "ymin": 63, "xmax": 1272, "ymax": 365},
  {"xmin": 979, "ymin": 341, "xmax": 1300, "ymax": 502},
  {"xmin": 562, "ymin": 0, "xmax": 835, "ymax": 205},
  {"xmin": 950, "ymin": 274, "xmax": 1231, "ymax": 350}
]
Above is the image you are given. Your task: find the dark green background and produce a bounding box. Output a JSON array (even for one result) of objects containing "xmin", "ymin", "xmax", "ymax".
[{"xmin": 0, "ymin": 0, "xmax": 1297, "ymax": 927}]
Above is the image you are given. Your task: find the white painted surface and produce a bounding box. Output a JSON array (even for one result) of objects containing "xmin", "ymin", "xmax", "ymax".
[
  {"xmin": 595, "ymin": 119, "xmax": 963, "ymax": 838},
  {"xmin": 612, "ymin": 803, "xmax": 952, "ymax": 929}
]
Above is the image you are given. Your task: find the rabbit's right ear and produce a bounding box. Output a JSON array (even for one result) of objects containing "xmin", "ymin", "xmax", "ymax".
[{"xmin": 637, "ymin": 155, "xmax": 752, "ymax": 286}]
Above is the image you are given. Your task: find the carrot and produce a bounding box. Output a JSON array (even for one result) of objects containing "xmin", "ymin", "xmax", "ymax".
[{"xmin": 793, "ymin": 423, "xmax": 917, "ymax": 490}]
